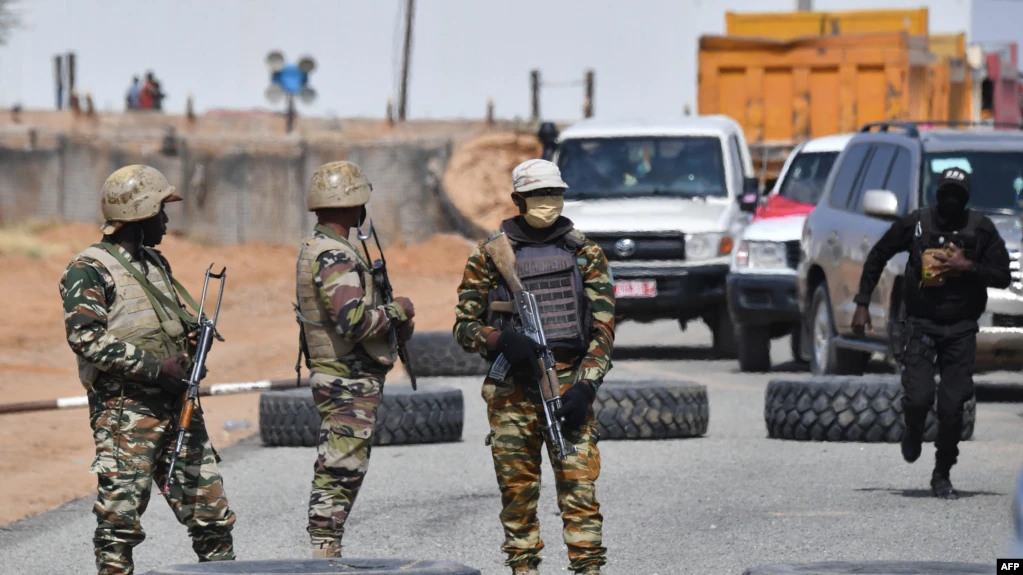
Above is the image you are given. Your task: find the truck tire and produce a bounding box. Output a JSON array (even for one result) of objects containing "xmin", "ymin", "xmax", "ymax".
[
  {"xmin": 742, "ymin": 561, "xmax": 994, "ymax": 575},
  {"xmin": 809, "ymin": 284, "xmax": 869, "ymax": 376},
  {"xmin": 403, "ymin": 331, "xmax": 490, "ymax": 377},
  {"xmin": 594, "ymin": 380, "xmax": 708, "ymax": 440},
  {"xmin": 259, "ymin": 385, "xmax": 464, "ymax": 447},
  {"xmin": 143, "ymin": 558, "xmax": 481, "ymax": 575},
  {"xmin": 764, "ymin": 376, "xmax": 975, "ymax": 443},
  {"xmin": 738, "ymin": 325, "xmax": 772, "ymax": 372},
  {"xmin": 710, "ymin": 308, "xmax": 739, "ymax": 359}
]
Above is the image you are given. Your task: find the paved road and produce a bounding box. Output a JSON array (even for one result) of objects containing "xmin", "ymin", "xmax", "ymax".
[{"xmin": 1, "ymin": 321, "xmax": 1021, "ymax": 575}]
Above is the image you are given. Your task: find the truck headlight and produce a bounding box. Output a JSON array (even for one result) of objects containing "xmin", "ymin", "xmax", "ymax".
[
  {"xmin": 734, "ymin": 240, "xmax": 788, "ymax": 269},
  {"xmin": 686, "ymin": 233, "xmax": 733, "ymax": 261}
]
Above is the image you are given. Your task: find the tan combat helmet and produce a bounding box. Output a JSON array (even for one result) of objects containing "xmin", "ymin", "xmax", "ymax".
[
  {"xmin": 306, "ymin": 161, "xmax": 373, "ymax": 211},
  {"xmin": 99, "ymin": 165, "xmax": 182, "ymax": 235}
]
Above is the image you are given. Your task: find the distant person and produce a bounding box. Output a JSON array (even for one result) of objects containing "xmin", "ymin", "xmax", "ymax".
[
  {"xmin": 126, "ymin": 76, "xmax": 140, "ymax": 110},
  {"xmin": 139, "ymin": 74, "xmax": 154, "ymax": 109},
  {"xmin": 144, "ymin": 71, "xmax": 166, "ymax": 111}
]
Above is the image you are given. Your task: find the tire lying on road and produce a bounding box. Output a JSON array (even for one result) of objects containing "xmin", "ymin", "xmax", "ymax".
[
  {"xmin": 259, "ymin": 385, "xmax": 464, "ymax": 448},
  {"xmin": 742, "ymin": 561, "xmax": 994, "ymax": 575},
  {"xmin": 403, "ymin": 331, "xmax": 490, "ymax": 377},
  {"xmin": 764, "ymin": 376, "xmax": 975, "ymax": 443},
  {"xmin": 143, "ymin": 557, "xmax": 481, "ymax": 575},
  {"xmin": 594, "ymin": 380, "xmax": 709, "ymax": 440}
]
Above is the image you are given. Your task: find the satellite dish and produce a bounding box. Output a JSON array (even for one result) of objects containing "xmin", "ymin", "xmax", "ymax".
[
  {"xmin": 298, "ymin": 56, "xmax": 316, "ymax": 74},
  {"xmin": 266, "ymin": 51, "xmax": 285, "ymax": 73},
  {"xmin": 265, "ymin": 83, "xmax": 285, "ymax": 104},
  {"xmin": 298, "ymin": 86, "xmax": 317, "ymax": 104}
]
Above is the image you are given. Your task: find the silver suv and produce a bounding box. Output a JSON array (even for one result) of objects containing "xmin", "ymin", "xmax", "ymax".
[{"xmin": 797, "ymin": 122, "xmax": 1023, "ymax": 375}]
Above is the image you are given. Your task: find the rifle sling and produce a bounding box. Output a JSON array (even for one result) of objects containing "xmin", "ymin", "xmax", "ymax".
[{"xmin": 100, "ymin": 243, "xmax": 198, "ymax": 328}]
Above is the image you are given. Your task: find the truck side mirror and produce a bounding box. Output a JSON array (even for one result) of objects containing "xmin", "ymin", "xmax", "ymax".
[
  {"xmin": 861, "ymin": 189, "xmax": 899, "ymax": 220},
  {"xmin": 739, "ymin": 177, "xmax": 760, "ymax": 213}
]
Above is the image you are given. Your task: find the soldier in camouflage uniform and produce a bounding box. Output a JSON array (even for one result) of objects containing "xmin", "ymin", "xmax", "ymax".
[
  {"xmin": 294, "ymin": 161, "xmax": 416, "ymax": 558},
  {"xmin": 453, "ymin": 159, "xmax": 616, "ymax": 575},
  {"xmin": 59, "ymin": 165, "xmax": 236, "ymax": 575}
]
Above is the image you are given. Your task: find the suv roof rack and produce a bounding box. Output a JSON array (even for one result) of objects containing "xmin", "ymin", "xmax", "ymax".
[
  {"xmin": 859, "ymin": 122, "xmax": 920, "ymax": 136},
  {"xmin": 859, "ymin": 120, "xmax": 1023, "ymax": 136}
]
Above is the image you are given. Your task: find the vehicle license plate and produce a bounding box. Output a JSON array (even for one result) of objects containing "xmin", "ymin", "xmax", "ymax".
[{"xmin": 614, "ymin": 280, "xmax": 657, "ymax": 298}]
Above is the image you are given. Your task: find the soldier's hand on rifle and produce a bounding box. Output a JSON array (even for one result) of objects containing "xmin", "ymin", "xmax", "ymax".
[
  {"xmin": 187, "ymin": 329, "xmax": 213, "ymax": 355},
  {"xmin": 397, "ymin": 319, "xmax": 415, "ymax": 343},
  {"xmin": 156, "ymin": 354, "xmax": 189, "ymax": 395},
  {"xmin": 554, "ymin": 381, "xmax": 596, "ymax": 432},
  {"xmin": 388, "ymin": 297, "xmax": 416, "ymax": 321},
  {"xmin": 496, "ymin": 330, "xmax": 544, "ymax": 380}
]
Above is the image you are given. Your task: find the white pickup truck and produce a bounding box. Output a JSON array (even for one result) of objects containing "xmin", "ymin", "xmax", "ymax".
[{"xmin": 548, "ymin": 116, "xmax": 760, "ymax": 356}]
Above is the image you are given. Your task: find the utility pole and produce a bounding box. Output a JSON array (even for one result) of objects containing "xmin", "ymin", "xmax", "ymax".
[
  {"xmin": 796, "ymin": 0, "xmax": 812, "ymax": 10},
  {"xmin": 398, "ymin": 0, "xmax": 415, "ymax": 121}
]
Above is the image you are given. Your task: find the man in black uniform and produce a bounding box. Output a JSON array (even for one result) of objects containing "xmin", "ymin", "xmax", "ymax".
[{"xmin": 852, "ymin": 167, "xmax": 1011, "ymax": 499}]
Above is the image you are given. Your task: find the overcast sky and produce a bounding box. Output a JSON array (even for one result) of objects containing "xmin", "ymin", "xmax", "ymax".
[{"xmin": 0, "ymin": 0, "xmax": 1006, "ymax": 122}]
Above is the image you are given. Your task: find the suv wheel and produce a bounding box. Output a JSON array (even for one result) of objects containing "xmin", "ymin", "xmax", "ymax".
[
  {"xmin": 809, "ymin": 283, "xmax": 869, "ymax": 375},
  {"xmin": 710, "ymin": 308, "xmax": 738, "ymax": 359},
  {"xmin": 737, "ymin": 325, "xmax": 771, "ymax": 372}
]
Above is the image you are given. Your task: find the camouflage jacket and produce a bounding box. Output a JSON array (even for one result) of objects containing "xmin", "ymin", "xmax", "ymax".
[
  {"xmin": 452, "ymin": 224, "xmax": 616, "ymax": 387},
  {"xmin": 306, "ymin": 228, "xmax": 396, "ymax": 379},
  {"xmin": 59, "ymin": 240, "xmax": 172, "ymax": 405}
]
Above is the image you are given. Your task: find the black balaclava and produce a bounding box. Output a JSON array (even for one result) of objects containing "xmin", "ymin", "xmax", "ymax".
[{"xmin": 935, "ymin": 167, "xmax": 970, "ymax": 225}]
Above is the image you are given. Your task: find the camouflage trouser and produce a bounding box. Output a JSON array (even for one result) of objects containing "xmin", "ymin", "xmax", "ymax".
[
  {"xmin": 88, "ymin": 394, "xmax": 236, "ymax": 575},
  {"xmin": 482, "ymin": 369, "xmax": 606, "ymax": 573},
  {"xmin": 307, "ymin": 371, "xmax": 383, "ymax": 545}
]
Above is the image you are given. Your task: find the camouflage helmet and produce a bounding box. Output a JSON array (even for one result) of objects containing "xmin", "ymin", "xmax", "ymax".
[
  {"xmin": 99, "ymin": 165, "xmax": 182, "ymax": 235},
  {"xmin": 306, "ymin": 161, "xmax": 373, "ymax": 211}
]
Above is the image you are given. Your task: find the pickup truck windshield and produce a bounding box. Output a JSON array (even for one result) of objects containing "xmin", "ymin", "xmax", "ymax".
[
  {"xmin": 777, "ymin": 151, "xmax": 839, "ymax": 205},
  {"xmin": 922, "ymin": 151, "xmax": 1023, "ymax": 215},
  {"xmin": 557, "ymin": 136, "xmax": 727, "ymax": 199}
]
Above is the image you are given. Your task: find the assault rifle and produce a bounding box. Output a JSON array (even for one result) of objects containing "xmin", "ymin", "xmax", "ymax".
[
  {"xmin": 162, "ymin": 264, "xmax": 226, "ymax": 495},
  {"xmin": 485, "ymin": 233, "xmax": 577, "ymax": 461},
  {"xmin": 356, "ymin": 221, "xmax": 417, "ymax": 391}
]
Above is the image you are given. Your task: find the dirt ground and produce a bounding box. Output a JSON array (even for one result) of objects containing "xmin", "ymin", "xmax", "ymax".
[{"xmin": 0, "ymin": 222, "xmax": 476, "ymax": 526}]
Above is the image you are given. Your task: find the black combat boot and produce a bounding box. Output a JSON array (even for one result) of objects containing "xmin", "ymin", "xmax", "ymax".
[
  {"xmin": 900, "ymin": 407, "xmax": 927, "ymax": 463},
  {"xmin": 931, "ymin": 468, "xmax": 958, "ymax": 500}
]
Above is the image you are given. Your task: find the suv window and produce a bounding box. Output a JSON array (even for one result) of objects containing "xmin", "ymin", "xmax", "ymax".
[
  {"xmin": 856, "ymin": 144, "xmax": 897, "ymax": 197},
  {"xmin": 557, "ymin": 136, "xmax": 728, "ymax": 199},
  {"xmin": 922, "ymin": 151, "xmax": 1023, "ymax": 214},
  {"xmin": 778, "ymin": 151, "xmax": 839, "ymax": 205},
  {"xmin": 828, "ymin": 143, "xmax": 870, "ymax": 209},
  {"xmin": 884, "ymin": 147, "xmax": 913, "ymax": 214}
]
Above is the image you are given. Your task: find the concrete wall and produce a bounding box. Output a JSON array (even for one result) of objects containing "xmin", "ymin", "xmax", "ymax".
[{"xmin": 0, "ymin": 133, "xmax": 458, "ymax": 248}]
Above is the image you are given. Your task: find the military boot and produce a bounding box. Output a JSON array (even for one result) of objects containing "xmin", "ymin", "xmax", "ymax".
[
  {"xmin": 931, "ymin": 468, "xmax": 958, "ymax": 500},
  {"xmin": 512, "ymin": 564, "xmax": 540, "ymax": 575},
  {"xmin": 312, "ymin": 540, "xmax": 342, "ymax": 558}
]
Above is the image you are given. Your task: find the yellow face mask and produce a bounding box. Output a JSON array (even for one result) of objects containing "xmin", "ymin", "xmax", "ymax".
[{"xmin": 522, "ymin": 195, "xmax": 564, "ymax": 228}]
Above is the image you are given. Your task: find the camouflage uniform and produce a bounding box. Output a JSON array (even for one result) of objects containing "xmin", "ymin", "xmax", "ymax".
[
  {"xmin": 60, "ymin": 240, "xmax": 236, "ymax": 575},
  {"xmin": 296, "ymin": 223, "xmax": 407, "ymax": 553},
  {"xmin": 453, "ymin": 217, "xmax": 616, "ymax": 574}
]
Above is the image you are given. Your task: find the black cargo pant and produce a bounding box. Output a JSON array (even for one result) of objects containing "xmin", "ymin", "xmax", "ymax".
[{"xmin": 900, "ymin": 317, "xmax": 977, "ymax": 474}]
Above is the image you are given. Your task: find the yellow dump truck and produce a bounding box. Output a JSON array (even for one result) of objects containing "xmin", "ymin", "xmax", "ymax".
[{"xmin": 698, "ymin": 32, "xmax": 937, "ymax": 187}]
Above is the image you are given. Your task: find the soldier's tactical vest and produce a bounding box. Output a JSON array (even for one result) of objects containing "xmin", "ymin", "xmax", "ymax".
[
  {"xmin": 911, "ymin": 208, "xmax": 982, "ymax": 287},
  {"xmin": 295, "ymin": 232, "xmax": 397, "ymax": 367},
  {"xmin": 905, "ymin": 208, "xmax": 987, "ymax": 322},
  {"xmin": 486, "ymin": 230, "xmax": 592, "ymax": 357},
  {"xmin": 73, "ymin": 244, "xmax": 189, "ymax": 390}
]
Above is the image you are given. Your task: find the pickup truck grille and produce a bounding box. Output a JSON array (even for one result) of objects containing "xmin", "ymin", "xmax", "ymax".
[
  {"xmin": 785, "ymin": 240, "xmax": 801, "ymax": 270},
  {"xmin": 1011, "ymin": 248, "xmax": 1022, "ymax": 294},
  {"xmin": 993, "ymin": 314, "xmax": 1023, "ymax": 328},
  {"xmin": 585, "ymin": 232, "xmax": 685, "ymax": 261}
]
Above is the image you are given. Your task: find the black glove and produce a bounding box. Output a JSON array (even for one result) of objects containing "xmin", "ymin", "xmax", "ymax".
[
  {"xmin": 554, "ymin": 381, "xmax": 596, "ymax": 431},
  {"xmin": 496, "ymin": 330, "xmax": 544, "ymax": 379}
]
